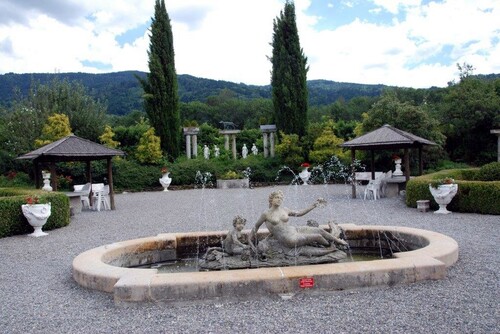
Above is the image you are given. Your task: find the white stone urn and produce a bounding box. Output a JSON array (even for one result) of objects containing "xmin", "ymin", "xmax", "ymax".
[
  {"xmin": 299, "ymin": 167, "xmax": 311, "ymax": 185},
  {"xmin": 42, "ymin": 171, "xmax": 52, "ymax": 191},
  {"xmin": 159, "ymin": 173, "xmax": 172, "ymax": 191},
  {"xmin": 393, "ymin": 159, "xmax": 403, "ymax": 176},
  {"xmin": 429, "ymin": 184, "xmax": 458, "ymax": 214},
  {"xmin": 21, "ymin": 203, "xmax": 51, "ymax": 237}
]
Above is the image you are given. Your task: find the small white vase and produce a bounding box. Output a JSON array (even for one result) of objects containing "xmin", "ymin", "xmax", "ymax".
[
  {"xmin": 159, "ymin": 173, "xmax": 172, "ymax": 191},
  {"xmin": 299, "ymin": 167, "xmax": 311, "ymax": 185},
  {"xmin": 429, "ymin": 184, "xmax": 458, "ymax": 214},
  {"xmin": 21, "ymin": 203, "xmax": 51, "ymax": 237},
  {"xmin": 393, "ymin": 159, "xmax": 403, "ymax": 176}
]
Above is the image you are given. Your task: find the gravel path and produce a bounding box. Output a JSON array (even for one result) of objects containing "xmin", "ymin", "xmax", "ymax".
[{"xmin": 1, "ymin": 185, "xmax": 498, "ymax": 334}]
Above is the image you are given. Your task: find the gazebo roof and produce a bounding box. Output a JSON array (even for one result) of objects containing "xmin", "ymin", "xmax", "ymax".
[
  {"xmin": 16, "ymin": 134, "xmax": 125, "ymax": 162},
  {"xmin": 340, "ymin": 124, "xmax": 437, "ymax": 150}
]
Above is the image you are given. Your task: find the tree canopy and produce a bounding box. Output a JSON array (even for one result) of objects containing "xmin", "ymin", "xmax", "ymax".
[
  {"xmin": 271, "ymin": 1, "xmax": 309, "ymax": 137},
  {"xmin": 139, "ymin": 0, "xmax": 180, "ymax": 159}
]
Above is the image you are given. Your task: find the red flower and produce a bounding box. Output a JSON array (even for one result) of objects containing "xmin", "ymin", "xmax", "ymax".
[
  {"xmin": 392, "ymin": 154, "xmax": 401, "ymax": 161},
  {"xmin": 161, "ymin": 167, "xmax": 168, "ymax": 174},
  {"xmin": 300, "ymin": 162, "xmax": 310, "ymax": 168},
  {"xmin": 25, "ymin": 195, "xmax": 40, "ymax": 205}
]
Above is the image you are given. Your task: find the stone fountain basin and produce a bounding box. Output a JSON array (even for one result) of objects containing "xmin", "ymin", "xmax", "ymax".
[{"xmin": 72, "ymin": 224, "xmax": 458, "ymax": 304}]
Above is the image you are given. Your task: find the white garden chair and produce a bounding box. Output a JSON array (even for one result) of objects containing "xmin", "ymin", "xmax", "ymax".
[
  {"xmin": 92, "ymin": 184, "xmax": 110, "ymax": 211},
  {"xmin": 364, "ymin": 174, "xmax": 385, "ymax": 200}
]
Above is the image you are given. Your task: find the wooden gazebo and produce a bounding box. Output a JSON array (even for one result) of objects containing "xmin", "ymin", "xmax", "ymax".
[
  {"xmin": 16, "ymin": 134, "xmax": 125, "ymax": 209},
  {"xmin": 340, "ymin": 124, "xmax": 437, "ymax": 198}
]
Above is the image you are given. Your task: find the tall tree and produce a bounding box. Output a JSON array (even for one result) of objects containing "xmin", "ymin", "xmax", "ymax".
[
  {"xmin": 270, "ymin": 1, "xmax": 309, "ymax": 137},
  {"xmin": 139, "ymin": 0, "xmax": 180, "ymax": 159},
  {"xmin": 439, "ymin": 66, "xmax": 500, "ymax": 164}
]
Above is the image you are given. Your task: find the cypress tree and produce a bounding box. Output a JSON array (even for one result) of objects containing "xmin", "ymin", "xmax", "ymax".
[
  {"xmin": 139, "ymin": 0, "xmax": 180, "ymax": 159},
  {"xmin": 270, "ymin": 0, "xmax": 309, "ymax": 137}
]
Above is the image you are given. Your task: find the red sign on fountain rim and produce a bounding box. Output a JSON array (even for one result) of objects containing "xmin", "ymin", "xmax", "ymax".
[{"xmin": 299, "ymin": 277, "xmax": 314, "ymax": 288}]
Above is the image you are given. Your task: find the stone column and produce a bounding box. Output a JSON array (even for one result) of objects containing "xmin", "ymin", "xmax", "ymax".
[
  {"xmin": 269, "ymin": 132, "xmax": 275, "ymax": 158},
  {"xmin": 260, "ymin": 125, "xmax": 277, "ymax": 158},
  {"xmin": 263, "ymin": 132, "xmax": 269, "ymax": 158},
  {"xmin": 232, "ymin": 135, "xmax": 237, "ymax": 160},
  {"xmin": 183, "ymin": 127, "xmax": 200, "ymax": 159},
  {"xmin": 185, "ymin": 135, "xmax": 192, "ymax": 159},
  {"xmin": 192, "ymin": 134, "xmax": 198, "ymax": 158},
  {"xmin": 220, "ymin": 130, "xmax": 241, "ymax": 160}
]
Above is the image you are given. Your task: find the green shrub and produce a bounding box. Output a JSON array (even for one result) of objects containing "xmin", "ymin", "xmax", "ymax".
[
  {"xmin": 0, "ymin": 188, "xmax": 70, "ymax": 238},
  {"xmin": 406, "ymin": 169, "xmax": 500, "ymax": 215},
  {"xmin": 113, "ymin": 159, "xmax": 162, "ymax": 192},
  {"xmin": 474, "ymin": 162, "xmax": 500, "ymax": 181}
]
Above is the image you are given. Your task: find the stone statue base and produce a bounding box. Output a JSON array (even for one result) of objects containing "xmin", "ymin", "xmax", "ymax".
[{"xmin": 199, "ymin": 236, "xmax": 347, "ymax": 271}]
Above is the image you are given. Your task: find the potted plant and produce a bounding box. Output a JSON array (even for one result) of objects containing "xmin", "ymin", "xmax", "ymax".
[
  {"xmin": 429, "ymin": 177, "xmax": 458, "ymax": 214},
  {"xmin": 159, "ymin": 167, "xmax": 172, "ymax": 191},
  {"xmin": 21, "ymin": 195, "xmax": 51, "ymax": 237}
]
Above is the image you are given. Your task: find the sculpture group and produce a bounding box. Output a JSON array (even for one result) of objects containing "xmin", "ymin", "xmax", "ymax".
[{"xmin": 200, "ymin": 190, "xmax": 348, "ymax": 270}]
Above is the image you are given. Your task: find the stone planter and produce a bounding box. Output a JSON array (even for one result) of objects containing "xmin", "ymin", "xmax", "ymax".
[
  {"xmin": 21, "ymin": 203, "xmax": 51, "ymax": 237},
  {"xmin": 429, "ymin": 184, "xmax": 458, "ymax": 214},
  {"xmin": 159, "ymin": 173, "xmax": 172, "ymax": 192},
  {"xmin": 216, "ymin": 178, "xmax": 249, "ymax": 189}
]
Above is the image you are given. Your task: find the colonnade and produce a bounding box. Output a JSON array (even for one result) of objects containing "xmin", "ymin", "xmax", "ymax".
[{"xmin": 183, "ymin": 125, "xmax": 277, "ymax": 159}]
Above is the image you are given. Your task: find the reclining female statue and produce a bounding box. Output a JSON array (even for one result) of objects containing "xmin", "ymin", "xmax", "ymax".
[
  {"xmin": 200, "ymin": 190, "xmax": 347, "ymax": 270},
  {"xmin": 248, "ymin": 190, "xmax": 347, "ymax": 257}
]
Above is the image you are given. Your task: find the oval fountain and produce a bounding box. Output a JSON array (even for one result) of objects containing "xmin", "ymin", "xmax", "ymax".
[{"xmin": 73, "ymin": 223, "xmax": 458, "ymax": 304}]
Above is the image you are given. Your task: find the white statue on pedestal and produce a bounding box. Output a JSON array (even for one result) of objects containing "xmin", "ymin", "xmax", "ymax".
[
  {"xmin": 242, "ymin": 144, "xmax": 248, "ymax": 159},
  {"xmin": 251, "ymin": 143, "xmax": 258, "ymax": 155},
  {"xmin": 214, "ymin": 145, "xmax": 220, "ymax": 158},
  {"xmin": 203, "ymin": 145, "xmax": 210, "ymax": 160}
]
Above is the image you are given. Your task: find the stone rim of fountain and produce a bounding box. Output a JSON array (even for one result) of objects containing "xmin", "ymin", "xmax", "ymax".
[{"xmin": 72, "ymin": 224, "xmax": 458, "ymax": 304}]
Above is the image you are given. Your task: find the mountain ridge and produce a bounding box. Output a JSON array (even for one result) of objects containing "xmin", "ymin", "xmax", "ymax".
[{"xmin": 0, "ymin": 71, "xmax": 390, "ymax": 115}]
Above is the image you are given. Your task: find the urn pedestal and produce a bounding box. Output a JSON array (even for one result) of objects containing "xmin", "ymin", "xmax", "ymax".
[
  {"xmin": 299, "ymin": 167, "xmax": 311, "ymax": 185},
  {"xmin": 393, "ymin": 159, "xmax": 403, "ymax": 176},
  {"xmin": 42, "ymin": 172, "xmax": 52, "ymax": 191},
  {"xmin": 159, "ymin": 173, "xmax": 172, "ymax": 191},
  {"xmin": 429, "ymin": 184, "xmax": 458, "ymax": 214},
  {"xmin": 21, "ymin": 203, "xmax": 51, "ymax": 237}
]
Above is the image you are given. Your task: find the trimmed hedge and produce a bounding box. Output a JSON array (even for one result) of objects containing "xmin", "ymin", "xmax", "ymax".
[
  {"xmin": 0, "ymin": 188, "xmax": 70, "ymax": 238},
  {"xmin": 406, "ymin": 169, "xmax": 500, "ymax": 215}
]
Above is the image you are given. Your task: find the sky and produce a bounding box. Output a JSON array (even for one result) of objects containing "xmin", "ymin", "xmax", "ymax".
[{"xmin": 0, "ymin": 0, "xmax": 499, "ymax": 88}]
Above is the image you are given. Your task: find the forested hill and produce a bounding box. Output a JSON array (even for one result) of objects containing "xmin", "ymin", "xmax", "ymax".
[{"xmin": 0, "ymin": 71, "xmax": 387, "ymax": 115}]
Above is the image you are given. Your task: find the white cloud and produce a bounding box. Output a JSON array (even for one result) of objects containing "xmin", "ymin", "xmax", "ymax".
[{"xmin": 0, "ymin": 0, "xmax": 498, "ymax": 88}]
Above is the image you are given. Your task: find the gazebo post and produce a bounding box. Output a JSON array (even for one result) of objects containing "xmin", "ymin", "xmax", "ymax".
[
  {"xmin": 86, "ymin": 161, "xmax": 92, "ymax": 183},
  {"xmin": 106, "ymin": 157, "xmax": 116, "ymax": 210},
  {"xmin": 34, "ymin": 159, "xmax": 41, "ymax": 189},
  {"xmin": 370, "ymin": 150, "xmax": 375, "ymax": 180},
  {"xmin": 418, "ymin": 146, "xmax": 423, "ymax": 175},
  {"xmin": 404, "ymin": 148, "xmax": 410, "ymax": 182},
  {"xmin": 351, "ymin": 148, "xmax": 356, "ymax": 199}
]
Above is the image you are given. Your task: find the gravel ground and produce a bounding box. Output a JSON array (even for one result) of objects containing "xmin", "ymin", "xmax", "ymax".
[{"xmin": 1, "ymin": 184, "xmax": 498, "ymax": 334}]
